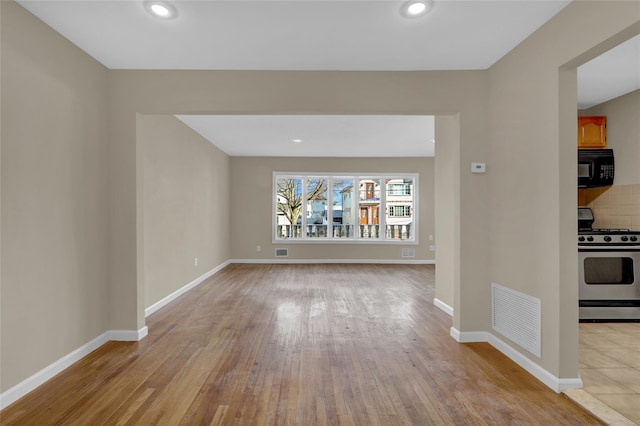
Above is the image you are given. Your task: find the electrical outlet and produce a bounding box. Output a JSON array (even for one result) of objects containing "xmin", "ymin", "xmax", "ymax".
[
  {"xmin": 401, "ymin": 248, "xmax": 415, "ymax": 258},
  {"xmin": 256, "ymin": 245, "xmax": 261, "ymax": 252},
  {"xmin": 429, "ymin": 245, "xmax": 436, "ymax": 252},
  {"xmin": 194, "ymin": 257, "xmax": 198, "ymax": 266}
]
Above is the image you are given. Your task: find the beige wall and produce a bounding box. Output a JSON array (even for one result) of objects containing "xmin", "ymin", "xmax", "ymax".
[
  {"xmin": 141, "ymin": 115, "xmax": 230, "ymax": 308},
  {"xmin": 230, "ymin": 157, "xmax": 434, "ymax": 261},
  {"xmin": 434, "ymin": 115, "xmax": 460, "ymax": 313},
  {"xmin": 1, "ymin": 1, "xmax": 110, "ymax": 391},
  {"xmin": 487, "ymin": 2, "xmax": 639, "ymax": 377}
]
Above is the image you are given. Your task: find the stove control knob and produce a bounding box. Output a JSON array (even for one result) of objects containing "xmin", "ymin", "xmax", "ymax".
[
  {"xmin": 621, "ymin": 236, "xmax": 629, "ymax": 242},
  {"xmin": 631, "ymin": 236, "xmax": 638, "ymax": 242},
  {"xmin": 578, "ymin": 236, "xmax": 585, "ymax": 242},
  {"xmin": 604, "ymin": 236, "xmax": 612, "ymax": 242},
  {"xmin": 587, "ymin": 236, "xmax": 594, "ymax": 242}
]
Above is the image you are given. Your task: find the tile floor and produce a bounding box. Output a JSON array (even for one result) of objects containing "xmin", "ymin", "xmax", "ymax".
[{"xmin": 578, "ymin": 322, "xmax": 640, "ymax": 425}]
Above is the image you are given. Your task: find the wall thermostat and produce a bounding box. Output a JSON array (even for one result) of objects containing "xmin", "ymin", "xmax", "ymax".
[{"xmin": 471, "ymin": 162, "xmax": 486, "ymax": 173}]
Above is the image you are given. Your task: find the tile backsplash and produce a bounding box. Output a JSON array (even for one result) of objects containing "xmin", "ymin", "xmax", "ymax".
[{"xmin": 583, "ymin": 183, "xmax": 640, "ymax": 231}]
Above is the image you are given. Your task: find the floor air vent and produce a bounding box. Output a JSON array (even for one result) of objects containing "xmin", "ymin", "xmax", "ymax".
[
  {"xmin": 491, "ymin": 283, "xmax": 541, "ymax": 357},
  {"xmin": 275, "ymin": 248, "xmax": 289, "ymax": 257},
  {"xmin": 402, "ymin": 248, "xmax": 415, "ymax": 258}
]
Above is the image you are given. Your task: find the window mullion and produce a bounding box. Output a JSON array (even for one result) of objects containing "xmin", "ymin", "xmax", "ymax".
[
  {"xmin": 327, "ymin": 178, "xmax": 332, "ymax": 239},
  {"xmin": 380, "ymin": 177, "xmax": 386, "ymax": 241},
  {"xmin": 301, "ymin": 177, "xmax": 308, "ymax": 240},
  {"xmin": 354, "ymin": 178, "xmax": 360, "ymax": 241}
]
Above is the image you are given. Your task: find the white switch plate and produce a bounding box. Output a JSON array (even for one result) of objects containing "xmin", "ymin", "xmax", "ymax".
[{"xmin": 471, "ymin": 162, "xmax": 486, "ymax": 173}]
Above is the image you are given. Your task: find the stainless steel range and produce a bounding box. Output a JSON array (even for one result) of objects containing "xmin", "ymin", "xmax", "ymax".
[{"xmin": 578, "ymin": 208, "xmax": 640, "ymax": 321}]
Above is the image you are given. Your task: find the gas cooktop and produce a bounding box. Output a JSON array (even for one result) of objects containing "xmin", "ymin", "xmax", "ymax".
[
  {"xmin": 578, "ymin": 230, "xmax": 640, "ymax": 245},
  {"xmin": 578, "ymin": 207, "xmax": 640, "ymax": 245}
]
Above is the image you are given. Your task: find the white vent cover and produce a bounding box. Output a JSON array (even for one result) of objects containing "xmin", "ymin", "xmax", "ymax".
[
  {"xmin": 491, "ymin": 283, "xmax": 541, "ymax": 358},
  {"xmin": 275, "ymin": 248, "xmax": 289, "ymax": 257},
  {"xmin": 401, "ymin": 248, "xmax": 415, "ymax": 258}
]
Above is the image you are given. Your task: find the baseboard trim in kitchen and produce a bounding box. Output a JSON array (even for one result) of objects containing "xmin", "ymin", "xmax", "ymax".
[
  {"xmin": 0, "ymin": 327, "xmax": 148, "ymax": 411},
  {"xmin": 450, "ymin": 328, "xmax": 583, "ymax": 393}
]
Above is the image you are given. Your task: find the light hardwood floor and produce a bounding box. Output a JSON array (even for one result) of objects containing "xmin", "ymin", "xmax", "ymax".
[{"xmin": 1, "ymin": 264, "xmax": 603, "ymax": 425}]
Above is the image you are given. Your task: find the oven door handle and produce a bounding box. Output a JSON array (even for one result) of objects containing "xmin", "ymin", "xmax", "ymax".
[{"xmin": 578, "ymin": 245, "xmax": 640, "ymax": 251}]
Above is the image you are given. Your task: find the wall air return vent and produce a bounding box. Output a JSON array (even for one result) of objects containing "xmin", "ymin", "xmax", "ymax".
[
  {"xmin": 491, "ymin": 283, "xmax": 541, "ymax": 358},
  {"xmin": 275, "ymin": 248, "xmax": 289, "ymax": 257},
  {"xmin": 401, "ymin": 248, "xmax": 416, "ymax": 258}
]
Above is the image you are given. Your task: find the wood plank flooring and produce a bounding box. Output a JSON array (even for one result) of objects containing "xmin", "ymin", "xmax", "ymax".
[{"xmin": 1, "ymin": 264, "xmax": 603, "ymax": 425}]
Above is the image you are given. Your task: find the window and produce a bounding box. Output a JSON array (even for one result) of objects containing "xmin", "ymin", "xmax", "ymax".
[
  {"xmin": 389, "ymin": 205, "xmax": 411, "ymax": 217},
  {"xmin": 274, "ymin": 173, "xmax": 417, "ymax": 242},
  {"xmin": 388, "ymin": 183, "xmax": 411, "ymax": 196}
]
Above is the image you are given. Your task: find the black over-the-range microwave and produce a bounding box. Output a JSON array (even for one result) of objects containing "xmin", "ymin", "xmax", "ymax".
[{"xmin": 578, "ymin": 149, "xmax": 615, "ymax": 188}]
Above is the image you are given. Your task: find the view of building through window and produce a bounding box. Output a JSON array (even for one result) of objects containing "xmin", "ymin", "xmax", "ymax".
[{"xmin": 275, "ymin": 174, "xmax": 417, "ymax": 242}]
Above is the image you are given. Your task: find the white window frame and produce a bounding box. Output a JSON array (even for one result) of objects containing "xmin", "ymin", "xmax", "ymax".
[
  {"xmin": 273, "ymin": 172, "xmax": 418, "ymax": 244},
  {"xmin": 389, "ymin": 205, "xmax": 411, "ymax": 217}
]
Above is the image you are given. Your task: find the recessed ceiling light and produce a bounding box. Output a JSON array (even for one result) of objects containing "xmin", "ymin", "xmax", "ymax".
[
  {"xmin": 292, "ymin": 138, "xmax": 303, "ymax": 144},
  {"xmin": 144, "ymin": 1, "xmax": 178, "ymax": 19},
  {"xmin": 151, "ymin": 4, "xmax": 170, "ymax": 16},
  {"xmin": 400, "ymin": 0, "xmax": 433, "ymax": 18}
]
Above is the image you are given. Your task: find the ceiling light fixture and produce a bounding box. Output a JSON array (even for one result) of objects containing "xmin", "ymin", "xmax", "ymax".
[
  {"xmin": 292, "ymin": 138, "xmax": 303, "ymax": 144},
  {"xmin": 144, "ymin": 0, "xmax": 178, "ymax": 19},
  {"xmin": 400, "ymin": 0, "xmax": 433, "ymax": 18}
]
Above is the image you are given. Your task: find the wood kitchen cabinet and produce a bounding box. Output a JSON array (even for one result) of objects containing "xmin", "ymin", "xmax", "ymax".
[{"xmin": 578, "ymin": 116, "xmax": 607, "ymax": 148}]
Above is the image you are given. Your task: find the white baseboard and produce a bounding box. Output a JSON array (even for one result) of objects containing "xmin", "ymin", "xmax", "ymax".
[
  {"xmin": 433, "ymin": 298, "xmax": 453, "ymax": 316},
  {"xmin": 450, "ymin": 327, "xmax": 583, "ymax": 393},
  {"xmin": 230, "ymin": 258, "xmax": 435, "ymax": 265},
  {"xmin": 145, "ymin": 261, "xmax": 231, "ymax": 317},
  {"xmin": 110, "ymin": 326, "xmax": 148, "ymax": 341},
  {"xmin": 0, "ymin": 328, "xmax": 148, "ymax": 410}
]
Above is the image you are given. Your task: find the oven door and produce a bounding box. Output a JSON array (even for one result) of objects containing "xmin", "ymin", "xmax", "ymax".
[
  {"xmin": 578, "ymin": 248, "xmax": 640, "ymax": 320},
  {"xmin": 579, "ymin": 248, "xmax": 639, "ymax": 299}
]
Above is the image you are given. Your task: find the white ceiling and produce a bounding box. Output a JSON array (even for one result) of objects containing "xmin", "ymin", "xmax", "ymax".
[
  {"xmin": 176, "ymin": 115, "xmax": 435, "ymax": 157},
  {"xmin": 17, "ymin": 0, "xmax": 639, "ymax": 157},
  {"xmin": 577, "ymin": 34, "xmax": 640, "ymax": 110},
  {"xmin": 17, "ymin": 0, "xmax": 572, "ymax": 71}
]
